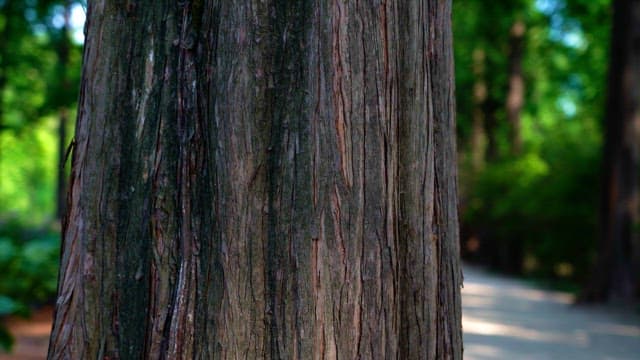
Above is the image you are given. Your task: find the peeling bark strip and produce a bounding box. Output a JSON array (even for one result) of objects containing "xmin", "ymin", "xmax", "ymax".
[{"xmin": 48, "ymin": 1, "xmax": 462, "ymax": 359}]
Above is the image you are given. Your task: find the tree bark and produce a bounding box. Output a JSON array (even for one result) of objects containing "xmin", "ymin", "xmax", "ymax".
[
  {"xmin": 48, "ymin": 1, "xmax": 462, "ymax": 359},
  {"xmin": 583, "ymin": 0, "xmax": 640, "ymax": 302}
]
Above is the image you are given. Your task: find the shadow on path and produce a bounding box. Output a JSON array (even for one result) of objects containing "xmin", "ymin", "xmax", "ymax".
[{"xmin": 463, "ymin": 265, "xmax": 640, "ymax": 359}]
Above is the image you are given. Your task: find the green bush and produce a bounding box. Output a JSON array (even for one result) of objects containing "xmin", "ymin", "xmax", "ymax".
[
  {"xmin": 0, "ymin": 221, "xmax": 60, "ymax": 350},
  {"xmin": 462, "ymin": 120, "xmax": 600, "ymax": 283}
]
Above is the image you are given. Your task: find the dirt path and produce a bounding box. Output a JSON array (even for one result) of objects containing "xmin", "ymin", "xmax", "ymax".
[
  {"xmin": 463, "ymin": 265, "xmax": 640, "ymax": 359},
  {"xmin": 0, "ymin": 306, "xmax": 51, "ymax": 360}
]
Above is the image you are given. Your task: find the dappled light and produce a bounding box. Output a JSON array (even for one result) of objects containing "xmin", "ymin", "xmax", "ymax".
[
  {"xmin": 464, "ymin": 315, "xmax": 590, "ymax": 347},
  {"xmin": 463, "ymin": 266, "xmax": 640, "ymax": 359},
  {"xmin": 464, "ymin": 281, "xmax": 574, "ymax": 304}
]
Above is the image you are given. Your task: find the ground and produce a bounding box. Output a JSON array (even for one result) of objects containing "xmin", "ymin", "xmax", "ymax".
[
  {"xmin": 1, "ymin": 267, "xmax": 639, "ymax": 359},
  {"xmin": 0, "ymin": 306, "xmax": 51, "ymax": 360},
  {"xmin": 463, "ymin": 265, "xmax": 640, "ymax": 359}
]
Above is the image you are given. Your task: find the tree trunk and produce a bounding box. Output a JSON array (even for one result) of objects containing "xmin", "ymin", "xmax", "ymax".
[
  {"xmin": 506, "ymin": 20, "xmax": 525, "ymax": 156},
  {"xmin": 48, "ymin": 1, "xmax": 462, "ymax": 359},
  {"xmin": 583, "ymin": 0, "xmax": 640, "ymax": 302}
]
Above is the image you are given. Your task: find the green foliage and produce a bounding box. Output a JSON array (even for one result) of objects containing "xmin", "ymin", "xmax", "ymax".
[
  {"xmin": 0, "ymin": 221, "xmax": 60, "ymax": 351},
  {"xmin": 455, "ymin": 0, "xmax": 610, "ymax": 283},
  {"xmin": 0, "ymin": 222, "xmax": 60, "ymax": 304},
  {"xmin": 0, "ymin": 0, "xmax": 83, "ymax": 349},
  {"xmin": 0, "ymin": 117, "xmax": 60, "ymax": 222},
  {"xmin": 0, "ymin": 0, "xmax": 82, "ymax": 223},
  {"xmin": 463, "ymin": 118, "xmax": 601, "ymax": 281}
]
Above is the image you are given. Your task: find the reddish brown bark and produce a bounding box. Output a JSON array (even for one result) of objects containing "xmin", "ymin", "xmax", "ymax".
[{"xmin": 48, "ymin": 1, "xmax": 463, "ymax": 358}]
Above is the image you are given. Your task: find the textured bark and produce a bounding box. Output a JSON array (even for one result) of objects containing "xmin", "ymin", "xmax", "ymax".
[
  {"xmin": 48, "ymin": 0, "xmax": 462, "ymax": 359},
  {"xmin": 583, "ymin": 0, "xmax": 640, "ymax": 302}
]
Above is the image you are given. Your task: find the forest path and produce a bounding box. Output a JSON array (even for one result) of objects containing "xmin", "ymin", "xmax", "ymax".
[
  {"xmin": 463, "ymin": 265, "xmax": 640, "ymax": 359},
  {"xmin": 2, "ymin": 265, "xmax": 639, "ymax": 359}
]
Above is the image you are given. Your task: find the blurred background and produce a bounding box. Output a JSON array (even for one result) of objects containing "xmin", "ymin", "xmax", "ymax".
[
  {"xmin": 455, "ymin": 0, "xmax": 639, "ymax": 301},
  {"xmin": 0, "ymin": 0, "xmax": 85, "ymax": 355},
  {"xmin": 0, "ymin": 0, "xmax": 638, "ymax": 358},
  {"xmin": 456, "ymin": 0, "xmax": 608, "ymax": 290}
]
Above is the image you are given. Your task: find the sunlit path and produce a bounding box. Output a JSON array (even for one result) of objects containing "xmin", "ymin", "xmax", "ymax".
[{"xmin": 462, "ymin": 265, "xmax": 640, "ymax": 359}]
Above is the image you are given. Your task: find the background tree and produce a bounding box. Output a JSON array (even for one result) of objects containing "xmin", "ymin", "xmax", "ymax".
[
  {"xmin": 582, "ymin": 0, "xmax": 640, "ymax": 302},
  {"xmin": 48, "ymin": 1, "xmax": 462, "ymax": 358},
  {"xmin": 506, "ymin": 18, "xmax": 526, "ymax": 156}
]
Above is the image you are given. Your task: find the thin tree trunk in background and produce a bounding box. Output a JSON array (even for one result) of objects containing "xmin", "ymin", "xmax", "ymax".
[
  {"xmin": 471, "ymin": 48, "xmax": 487, "ymax": 171},
  {"xmin": 484, "ymin": 97, "xmax": 500, "ymax": 161},
  {"xmin": 56, "ymin": 109, "xmax": 68, "ymax": 220},
  {"xmin": 48, "ymin": 1, "xmax": 462, "ymax": 358},
  {"xmin": 55, "ymin": 2, "xmax": 71, "ymax": 221},
  {"xmin": 506, "ymin": 20, "xmax": 525, "ymax": 155},
  {"xmin": 583, "ymin": 0, "xmax": 640, "ymax": 302}
]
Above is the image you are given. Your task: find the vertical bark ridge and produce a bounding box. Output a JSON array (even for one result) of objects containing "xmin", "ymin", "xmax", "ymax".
[
  {"xmin": 193, "ymin": 3, "xmax": 223, "ymax": 359},
  {"xmin": 203, "ymin": 1, "xmax": 270, "ymax": 357},
  {"xmin": 146, "ymin": 9, "xmax": 181, "ymax": 358},
  {"xmin": 429, "ymin": 1, "xmax": 463, "ymax": 357},
  {"xmin": 398, "ymin": 0, "xmax": 435, "ymax": 357},
  {"xmin": 166, "ymin": 2, "xmax": 211, "ymax": 358},
  {"xmin": 398, "ymin": 0, "xmax": 462, "ymax": 359},
  {"xmin": 262, "ymin": 1, "xmax": 313, "ymax": 358}
]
